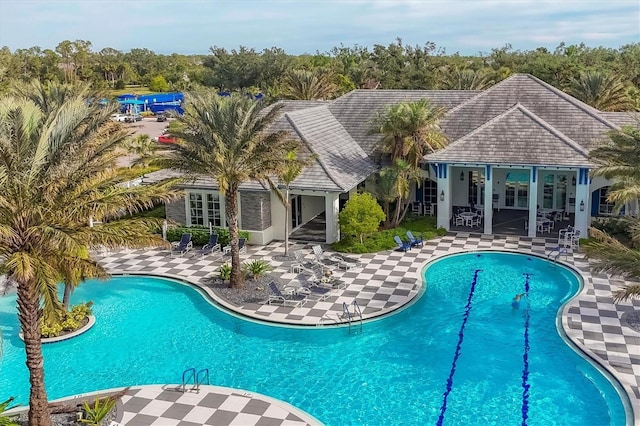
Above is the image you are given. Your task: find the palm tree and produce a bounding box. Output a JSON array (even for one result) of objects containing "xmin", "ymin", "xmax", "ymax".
[
  {"xmin": 583, "ymin": 126, "xmax": 640, "ymax": 302},
  {"xmin": 277, "ymin": 150, "xmax": 316, "ymax": 257},
  {"xmin": 283, "ymin": 68, "xmax": 336, "ymax": 100},
  {"xmin": 126, "ymin": 134, "xmax": 159, "ymax": 168},
  {"xmin": 0, "ymin": 81, "xmax": 179, "ymax": 426},
  {"xmin": 437, "ymin": 67, "xmax": 494, "ymax": 90},
  {"xmin": 367, "ymin": 168, "xmax": 399, "ymax": 228},
  {"xmin": 170, "ymin": 91, "xmax": 298, "ymax": 289},
  {"xmin": 582, "ymin": 227, "xmax": 640, "ymax": 302},
  {"xmin": 569, "ymin": 71, "xmax": 634, "ymax": 112},
  {"xmin": 369, "ymin": 99, "xmax": 448, "ymax": 167}
]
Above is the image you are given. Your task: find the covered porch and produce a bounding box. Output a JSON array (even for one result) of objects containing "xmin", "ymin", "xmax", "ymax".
[
  {"xmin": 449, "ymin": 208, "xmax": 574, "ymax": 237},
  {"xmin": 428, "ymin": 163, "xmax": 590, "ymax": 238}
]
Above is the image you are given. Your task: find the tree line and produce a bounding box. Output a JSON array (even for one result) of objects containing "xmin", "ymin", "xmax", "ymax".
[{"xmin": 0, "ymin": 39, "xmax": 638, "ymax": 110}]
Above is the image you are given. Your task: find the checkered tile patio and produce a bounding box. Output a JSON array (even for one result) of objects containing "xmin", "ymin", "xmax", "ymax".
[
  {"xmin": 96, "ymin": 233, "xmax": 640, "ymax": 424},
  {"xmin": 115, "ymin": 385, "xmax": 318, "ymax": 426}
]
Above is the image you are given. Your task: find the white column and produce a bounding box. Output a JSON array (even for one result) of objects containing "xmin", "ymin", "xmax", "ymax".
[
  {"xmin": 574, "ymin": 169, "xmax": 590, "ymax": 237},
  {"xmin": 528, "ymin": 167, "xmax": 538, "ymax": 237},
  {"xmin": 325, "ymin": 192, "xmax": 340, "ymax": 243},
  {"xmin": 436, "ymin": 164, "xmax": 451, "ymax": 230},
  {"xmin": 484, "ymin": 165, "xmax": 493, "ymax": 234}
]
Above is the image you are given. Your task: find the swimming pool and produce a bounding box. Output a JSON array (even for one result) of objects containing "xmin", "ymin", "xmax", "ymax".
[{"xmin": 0, "ymin": 252, "xmax": 629, "ymax": 425}]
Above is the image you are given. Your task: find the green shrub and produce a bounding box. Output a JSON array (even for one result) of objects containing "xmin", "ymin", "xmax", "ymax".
[
  {"xmin": 166, "ymin": 226, "xmax": 250, "ymax": 246},
  {"xmin": 80, "ymin": 396, "xmax": 116, "ymax": 426},
  {"xmin": 0, "ymin": 396, "xmax": 19, "ymax": 426},
  {"xmin": 591, "ymin": 217, "xmax": 634, "ymax": 246},
  {"xmin": 331, "ymin": 216, "xmax": 444, "ymax": 253},
  {"xmin": 218, "ymin": 262, "xmax": 232, "ymax": 281},
  {"xmin": 242, "ymin": 260, "xmax": 273, "ymax": 280},
  {"xmin": 338, "ymin": 193, "xmax": 385, "ymax": 244},
  {"xmin": 40, "ymin": 302, "xmax": 93, "ymax": 338}
]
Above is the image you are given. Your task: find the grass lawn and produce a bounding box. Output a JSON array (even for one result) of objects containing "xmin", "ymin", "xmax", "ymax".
[{"xmin": 332, "ymin": 215, "xmax": 446, "ymax": 253}]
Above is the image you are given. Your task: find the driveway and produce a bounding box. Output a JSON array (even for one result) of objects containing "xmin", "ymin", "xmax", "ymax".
[{"xmin": 117, "ymin": 117, "xmax": 173, "ymax": 168}]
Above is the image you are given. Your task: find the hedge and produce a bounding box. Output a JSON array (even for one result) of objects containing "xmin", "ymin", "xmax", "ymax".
[{"xmin": 165, "ymin": 226, "xmax": 250, "ymax": 246}]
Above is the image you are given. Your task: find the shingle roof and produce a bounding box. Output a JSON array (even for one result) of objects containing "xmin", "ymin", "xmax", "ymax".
[
  {"xmin": 328, "ymin": 89, "xmax": 479, "ymax": 154},
  {"xmin": 285, "ymin": 105, "xmax": 378, "ymax": 191},
  {"xmin": 142, "ymin": 169, "xmax": 270, "ymax": 191},
  {"xmin": 441, "ymin": 74, "xmax": 619, "ymax": 151},
  {"xmin": 600, "ymin": 112, "xmax": 640, "ymax": 128},
  {"xmin": 426, "ymin": 103, "xmax": 592, "ymax": 167}
]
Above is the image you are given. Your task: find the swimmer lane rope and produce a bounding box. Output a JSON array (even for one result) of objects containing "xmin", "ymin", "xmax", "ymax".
[
  {"xmin": 521, "ymin": 273, "xmax": 532, "ymax": 426},
  {"xmin": 436, "ymin": 269, "xmax": 482, "ymax": 426}
]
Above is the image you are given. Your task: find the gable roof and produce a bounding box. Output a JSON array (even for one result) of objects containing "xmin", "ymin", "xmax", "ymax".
[
  {"xmin": 441, "ymin": 74, "xmax": 620, "ymax": 151},
  {"xmin": 426, "ymin": 104, "xmax": 592, "ymax": 167},
  {"xmin": 328, "ymin": 89, "xmax": 479, "ymax": 154},
  {"xmin": 284, "ymin": 105, "xmax": 378, "ymax": 191}
]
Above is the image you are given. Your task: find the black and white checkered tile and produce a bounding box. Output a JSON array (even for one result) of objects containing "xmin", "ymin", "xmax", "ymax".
[
  {"xmin": 97, "ymin": 233, "xmax": 640, "ymax": 419},
  {"xmin": 114, "ymin": 385, "xmax": 316, "ymax": 426}
]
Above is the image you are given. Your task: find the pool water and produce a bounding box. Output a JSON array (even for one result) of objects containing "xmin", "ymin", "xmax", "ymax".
[{"xmin": 0, "ymin": 252, "xmax": 628, "ymax": 425}]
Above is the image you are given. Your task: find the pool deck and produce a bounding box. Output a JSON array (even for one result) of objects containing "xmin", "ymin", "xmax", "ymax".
[{"xmin": 95, "ymin": 233, "xmax": 640, "ymax": 424}]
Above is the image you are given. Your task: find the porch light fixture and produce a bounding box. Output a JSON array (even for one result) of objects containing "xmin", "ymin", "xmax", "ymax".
[
  {"xmin": 579, "ymin": 200, "xmax": 585, "ymax": 211},
  {"xmin": 571, "ymin": 175, "xmax": 576, "ymax": 186},
  {"xmin": 440, "ymin": 190, "xmax": 445, "ymax": 201},
  {"xmin": 460, "ymin": 171, "xmax": 464, "ymax": 181}
]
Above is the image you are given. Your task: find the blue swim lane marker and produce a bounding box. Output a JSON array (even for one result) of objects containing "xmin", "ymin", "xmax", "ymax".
[
  {"xmin": 436, "ymin": 269, "xmax": 482, "ymax": 426},
  {"xmin": 521, "ymin": 273, "xmax": 532, "ymax": 426}
]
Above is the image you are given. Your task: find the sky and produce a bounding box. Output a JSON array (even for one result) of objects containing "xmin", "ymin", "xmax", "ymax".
[{"xmin": 0, "ymin": 0, "xmax": 638, "ymax": 56}]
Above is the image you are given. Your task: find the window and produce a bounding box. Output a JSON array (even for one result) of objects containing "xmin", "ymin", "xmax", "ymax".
[
  {"xmin": 423, "ymin": 179, "xmax": 438, "ymax": 205},
  {"xmin": 504, "ymin": 171, "xmax": 528, "ymax": 208},
  {"xmin": 466, "ymin": 171, "xmax": 484, "ymax": 206},
  {"xmin": 599, "ymin": 187, "xmax": 614, "ymax": 216},
  {"xmin": 207, "ymin": 194, "xmax": 222, "ymax": 227},
  {"xmin": 188, "ymin": 191, "xmax": 224, "ymax": 226},
  {"xmin": 189, "ymin": 193, "xmax": 204, "ymax": 226}
]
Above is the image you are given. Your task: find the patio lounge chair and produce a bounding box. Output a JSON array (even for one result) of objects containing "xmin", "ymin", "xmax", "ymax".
[
  {"xmin": 406, "ymin": 231, "xmax": 424, "ymax": 248},
  {"xmin": 311, "ymin": 245, "xmax": 339, "ymax": 268},
  {"xmin": 223, "ymin": 237, "xmax": 247, "ymax": 255},
  {"xmin": 304, "ymin": 264, "xmax": 347, "ymax": 290},
  {"xmin": 394, "ymin": 235, "xmax": 411, "ymax": 252},
  {"xmin": 333, "ymin": 253, "xmax": 363, "ymax": 271},
  {"xmin": 267, "ymin": 281, "xmax": 306, "ymax": 307},
  {"xmin": 171, "ymin": 233, "xmax": 193, "ymax": 257},
  {"xmin": 297, "ymin": 283, "xmax": 334, "ymax": 301},
  {"xmin": 197, "ymin": 233, "xmax": 221, "ymax": 257}
]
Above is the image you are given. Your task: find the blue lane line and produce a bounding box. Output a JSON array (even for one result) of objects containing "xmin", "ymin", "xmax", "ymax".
[
  {"xmin": 436, "ymin": 269, "xmax": 482, "ymax": 426},
  {"xmin": 521, "ymin": 273, "xmax": 532, "ymax": 426}
]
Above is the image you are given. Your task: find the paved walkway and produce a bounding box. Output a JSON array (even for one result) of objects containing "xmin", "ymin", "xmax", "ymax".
[{"xmin": 96, "ymin": 233, "xmax": 640, "ymax": 424}]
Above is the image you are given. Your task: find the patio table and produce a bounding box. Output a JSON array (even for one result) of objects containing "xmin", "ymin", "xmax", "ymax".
[{"xmin": 460, "ymin": 212, "xmax": 477, "ymax": 227}]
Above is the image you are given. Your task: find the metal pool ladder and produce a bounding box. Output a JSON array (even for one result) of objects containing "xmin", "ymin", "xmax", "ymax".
[
  {"xmin": 181, "ymin": 367, "xmax": 210, "ymax": 392},
  {"xmin": 546, "ymin": 246, "xmax": 568, "ymax": 263},
  {"xmin": 343, "ymin": 300, "xmax": 363, "ymax": 334},
  {"xmin": 181, "ymin": 368, "xmax": 195, "ymax": 392}
]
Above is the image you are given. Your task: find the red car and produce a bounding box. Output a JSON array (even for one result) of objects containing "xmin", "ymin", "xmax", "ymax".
[{"xmin": 157, "ymin": 133, "xmax": 177, "ymax": 144}]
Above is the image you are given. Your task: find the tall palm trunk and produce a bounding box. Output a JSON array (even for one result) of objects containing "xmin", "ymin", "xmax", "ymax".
[
  {"xmin": 62, "ymin": 284, "xmax": 72, "ymax": 311},
  {"xmin": 15, "ymin": 277, "xmax": 51, "ymax": 426},
  {"xmin": 225, "ymin": 187, "xmax": 244, "ymax": 289}
]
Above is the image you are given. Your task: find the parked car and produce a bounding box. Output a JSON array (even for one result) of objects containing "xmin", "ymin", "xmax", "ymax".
[
  {"xmin": 157, "ymin": 133, "xmax": 177, "ymax": 144},
  {"xmin": 125, "ymin": 114, "xmax": 143, "ymax": 123},
  {"xmin": 110, "ymin": 113, "xmax": 127, "ymax": 122},
  {"xmin": 156, "ymin": 112, "xmax": 167, "ymax": 122}
]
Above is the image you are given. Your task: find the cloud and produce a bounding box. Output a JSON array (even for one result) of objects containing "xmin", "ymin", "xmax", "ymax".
[{"xmin": 0, "ymin": 0, "xmax": 637, "ymax": 55}]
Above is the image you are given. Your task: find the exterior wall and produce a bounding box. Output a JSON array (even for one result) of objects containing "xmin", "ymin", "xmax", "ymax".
[
  {"xmin": 302, "ymin": 195, "xmax": 325, "ymax": 222},
  {"xmin": 240, "ymin": 191, "xmax": 272, "ymax": 231},
  {"xmin": 165, "ymin": 197, "xmax": 186, "ymax": 224}
]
